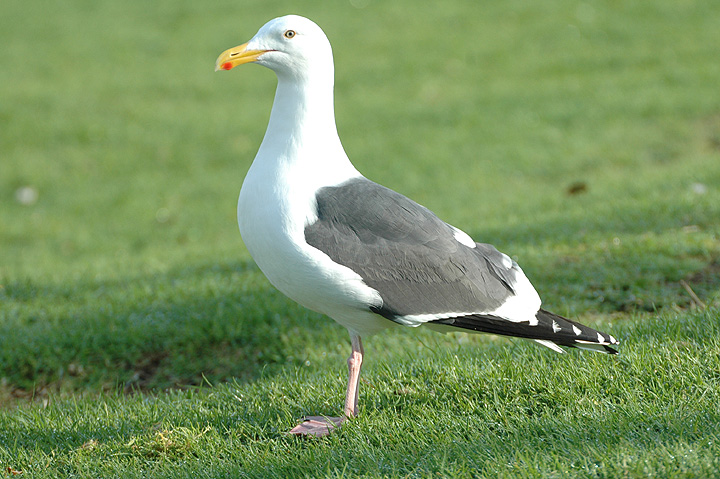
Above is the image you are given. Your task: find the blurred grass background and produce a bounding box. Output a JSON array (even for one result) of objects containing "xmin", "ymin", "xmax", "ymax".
[{"xmin": 1, "ymin": 0, "xmax": 720, "ymax": 476}]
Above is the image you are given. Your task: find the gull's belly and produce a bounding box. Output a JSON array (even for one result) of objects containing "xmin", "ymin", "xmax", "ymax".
[{"xmin": 237, "ymin": 178, "xmax": 390, "ymax": 336}]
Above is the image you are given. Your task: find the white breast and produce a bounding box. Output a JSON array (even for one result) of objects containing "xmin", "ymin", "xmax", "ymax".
[{"xmin": 237, "ymin": 151, "xmax": 391, "ymax": 336}]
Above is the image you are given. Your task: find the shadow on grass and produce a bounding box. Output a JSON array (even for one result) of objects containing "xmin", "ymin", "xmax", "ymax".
[{"xmin": 0, "ymin": 260, "xmax": 349, "ymax": 400}]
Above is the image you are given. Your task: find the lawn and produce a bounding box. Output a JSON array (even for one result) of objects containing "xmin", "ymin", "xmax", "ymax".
[{"xmin": 1, "ymin": 0, "xmax": 720, "ymax": 477}]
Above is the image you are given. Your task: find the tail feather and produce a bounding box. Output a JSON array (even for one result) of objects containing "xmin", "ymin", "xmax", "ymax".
[{"xmin": 430, "ymin": 308, "xmax": 619, "ymax": 354}]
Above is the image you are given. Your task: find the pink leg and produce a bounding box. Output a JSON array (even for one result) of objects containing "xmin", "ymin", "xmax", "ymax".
[
  {"xmin": 344, "ymin": 334, "xmax": 364, "ymax": 418},
  {"xmin": 289, "ymin": 334, "xmax": 364, "ymax": 437}
]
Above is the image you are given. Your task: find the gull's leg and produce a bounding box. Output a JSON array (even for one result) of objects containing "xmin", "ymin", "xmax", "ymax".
[
  {"xmin": 289, "ymin": 333, "xmax": 364, "ymax": 437},
  {"xmin": 344, "ymin": 334, "xmax": 363, "ymax": 418}
]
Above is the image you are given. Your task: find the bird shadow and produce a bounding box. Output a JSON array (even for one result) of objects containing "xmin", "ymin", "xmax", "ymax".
[{"xmin": 0, "ymin": 260, "xmax": 348, "ymax": 403}]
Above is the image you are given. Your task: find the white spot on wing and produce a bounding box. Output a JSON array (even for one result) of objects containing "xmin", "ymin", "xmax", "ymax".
[
  {"xmin": 449, "ymin": 226, "xmax": 476, "ymax": 248},
  {"xmin": 499, "ymin": 253, "xmax": 513, "ymax": 269},
  {"xmin": 572, "ymin": 325, "xmax": 582, "ymax": 336},
  {"xmin": 484, "ymin": 263, "xmax": 541, "ymax": 324},
  {"xmin": 552, "ymin": 320, "xmax": 561, "ymax": 333},
  {"xmin": 597, "ymin": 332, "xmax": 606, "ymax": 343}
]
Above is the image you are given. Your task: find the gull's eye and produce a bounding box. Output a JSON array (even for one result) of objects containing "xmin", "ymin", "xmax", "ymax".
[{"xmin": 284, "ymin": 29, "xmax": 296, "ymax": 39}]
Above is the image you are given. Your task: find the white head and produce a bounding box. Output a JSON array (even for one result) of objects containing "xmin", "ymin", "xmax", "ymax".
[{"xmin": 215, "ymin": 15, "xmax": 334, "ymax": 83}]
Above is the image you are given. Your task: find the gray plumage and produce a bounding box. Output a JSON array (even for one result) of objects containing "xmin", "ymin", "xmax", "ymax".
[
  {"xmin": 305, "ymin": 177, "xmax": 618, "ymax": 354},
  {"xmin": 305, "ymin": 177, "xmax": 520, "ymax": 319}
]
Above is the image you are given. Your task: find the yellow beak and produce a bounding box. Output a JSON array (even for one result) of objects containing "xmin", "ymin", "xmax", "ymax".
[{"xmin": 215, "ymin": 42, "xmax": 269, "ymax": 71}]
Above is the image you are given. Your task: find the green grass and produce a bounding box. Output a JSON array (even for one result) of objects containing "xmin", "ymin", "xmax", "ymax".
[
  {"xmin": 1, "ymin": 312, "xmax": 719, "ymax": 477},
  {"xmin": 1, "ymin": 0, "xmax": 720, "ymax": 477}
]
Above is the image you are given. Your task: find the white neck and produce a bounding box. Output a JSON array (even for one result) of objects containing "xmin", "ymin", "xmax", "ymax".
[
  {"xmin": 268, "ymin": 78, "xmax": 334, "ymax": 142},
  {"xmin": 254, "ymin": 70, "xmax": 357, "ymax": 182}
]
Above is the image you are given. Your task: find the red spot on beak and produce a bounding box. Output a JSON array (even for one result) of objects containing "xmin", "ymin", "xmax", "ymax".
[{"xmin": 222, "ymin": 62, "xmax": 233, "ymax": 71}]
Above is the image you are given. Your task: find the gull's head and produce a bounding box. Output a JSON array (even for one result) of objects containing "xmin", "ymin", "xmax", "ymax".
[{"xmin": 215, "ymin": 15, "xmax": 333, "ymax": 81}]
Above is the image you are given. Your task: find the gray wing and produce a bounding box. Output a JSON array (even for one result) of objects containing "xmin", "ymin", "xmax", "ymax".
[{"xmin": 304, "ymin": 177, "xmax": 521, "ymax": 321}]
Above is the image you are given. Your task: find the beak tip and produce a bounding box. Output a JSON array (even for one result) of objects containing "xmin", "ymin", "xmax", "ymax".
[{"xmin": 214, "ymin": 61, "xmax": 234, "ymax": 72}]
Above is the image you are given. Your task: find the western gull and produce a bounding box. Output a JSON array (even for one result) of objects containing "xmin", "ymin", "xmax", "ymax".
[{"xmin": 215, "ymin": 15, "xmax": 619, "ymax": 437}]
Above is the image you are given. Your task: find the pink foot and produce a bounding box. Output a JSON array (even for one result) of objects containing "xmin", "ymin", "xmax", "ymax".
[{"xmin": 288, "ymin": 416, "xmax": 345, "ymax": 437}]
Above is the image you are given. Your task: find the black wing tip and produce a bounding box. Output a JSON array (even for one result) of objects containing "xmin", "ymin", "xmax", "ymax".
[
  {"xmin": 428, "ymin": 309, "xmax": 621, "ymax": 355},
  {"xmin": 537, "ymin": 308, "xmax": 620, "ymax": 348},
  {"xmin": 577, "ymin": 343, "xmax": 620, "ymax": 355}
]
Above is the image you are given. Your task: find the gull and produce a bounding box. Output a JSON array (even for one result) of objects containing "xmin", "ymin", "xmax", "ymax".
[{"xmin": 215, "ymin": 15, "xmax": 618, "ymax": 437}]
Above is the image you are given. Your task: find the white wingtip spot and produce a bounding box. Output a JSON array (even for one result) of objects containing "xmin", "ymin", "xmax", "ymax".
[
  {"xmin": 572, "ymin": 325, "xmax": 582, "ymax": 336},
  {"xmin": 597, "ymin": 332, "xmax": 606, "ymax": 343},
  {"xmin": 551, "ymin": 320, "xmax": 561, "ymax": 333}
]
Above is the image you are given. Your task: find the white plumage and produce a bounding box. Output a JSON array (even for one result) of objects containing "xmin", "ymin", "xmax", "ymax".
[{"xmin": 215, "ymin": 15, "xmax": 618, "ymax": 437}]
